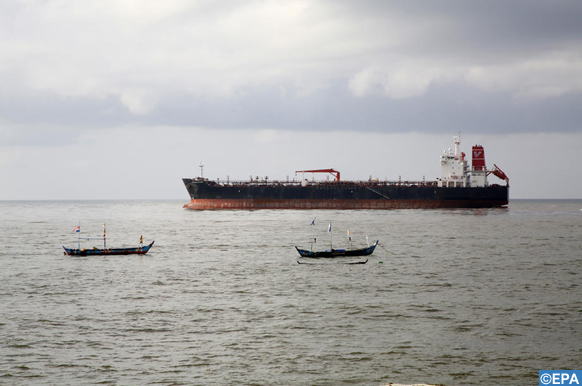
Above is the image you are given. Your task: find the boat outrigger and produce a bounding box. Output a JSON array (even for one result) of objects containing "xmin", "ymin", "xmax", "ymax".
[{"xmin": 63, "ymin": 223, "xmax": 154, "ymax": 256}]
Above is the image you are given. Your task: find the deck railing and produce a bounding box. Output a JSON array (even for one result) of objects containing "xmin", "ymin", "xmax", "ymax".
[{"xmin": 203, "ymin": 178, "xmax": 439, "ymax": 188}]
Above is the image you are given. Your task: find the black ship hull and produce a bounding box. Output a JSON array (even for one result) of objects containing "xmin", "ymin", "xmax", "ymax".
[{"xmin": 182, "ymin": 179, "xmax": 509, "ymax": 210}]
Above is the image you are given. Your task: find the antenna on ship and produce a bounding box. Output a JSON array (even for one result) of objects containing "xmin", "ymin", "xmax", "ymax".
[
  {"xmin": 198, "ymin": 162, "xmax": 204, "ymax": 179},
  {"xmin": 453, "ymin": 132, "xmax": 461, "ymax": 159}
]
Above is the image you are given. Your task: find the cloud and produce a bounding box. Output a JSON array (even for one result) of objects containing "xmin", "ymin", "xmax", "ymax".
[
  {"xmin": 0, "ymin": 0, "xmax": 581, "ymax": 134},
  {"xmin": 348, "ymin": 60, "xmax": 457, "ymax": 99},
  {"xmin": 119, "ymin": 89, "xmax": 158, "ymax": 115},
  {"xmin": 466, "ymin": 52, "xmax": 582, "ymax": 101}
]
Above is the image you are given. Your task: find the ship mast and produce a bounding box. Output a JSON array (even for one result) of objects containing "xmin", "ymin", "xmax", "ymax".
[{"xmin": 453, "ymin": 133, "xmax": 461, "ymax": 159}]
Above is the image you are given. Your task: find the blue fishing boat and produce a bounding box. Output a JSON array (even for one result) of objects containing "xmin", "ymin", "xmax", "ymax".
[
  {"xmin": 63, "ymin": 241, "xmax": 154, "ymax": 256},
  {"xmin": 295, "ymin": 240, "xmax": 378, "ymax": 258},
  {"xmin": 63, "ymin": 223, "xmax": 154, "ymax": 256},
  {"xmin": 295, "ymin": 220, "xmax": 378, "ymax": 258}
]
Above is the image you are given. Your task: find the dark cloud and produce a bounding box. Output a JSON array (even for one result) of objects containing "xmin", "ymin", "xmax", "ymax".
[
  {"xmin": 3, "ymin": 81, "xmax": 580, "ymax": 138},
  {"xmin": 331, "ymin": 0, "xmax": 582, "ymax": 59},
  {"xmin": 1, "ymin": 0, "xmax": 581, "ymax": 139}
]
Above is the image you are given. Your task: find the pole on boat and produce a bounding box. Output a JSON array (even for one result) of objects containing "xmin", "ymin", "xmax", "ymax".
[
  {"xmin": 310, "ymin": 217, "xmax": 316, "ymax": 251},
  {"xmin": 77, "ymin": 221, "xmax": 81, "ymax": 250},
  {"xmin": 103, "ymin": 222, "xmax": 106, "ymax": 249},
  {"xmin": 328, "ymin": 222, "xmax": 332, "ymax": 250}
]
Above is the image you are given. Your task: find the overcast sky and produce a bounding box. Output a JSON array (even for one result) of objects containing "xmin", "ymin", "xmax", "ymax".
[{"xmin": 1, "ymin": 0, "xmax": 581, "ymax": 200}]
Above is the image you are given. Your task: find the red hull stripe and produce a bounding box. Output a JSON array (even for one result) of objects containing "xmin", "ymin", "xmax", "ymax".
[{"xmin": 183, "ymin": 199, "xmax": 507, "ymax": 210}]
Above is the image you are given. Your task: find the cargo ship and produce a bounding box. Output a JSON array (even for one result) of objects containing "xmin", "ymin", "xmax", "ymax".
[{"xmin": 182, "ymin": 135, "xmax": 509, "ymax": 210}]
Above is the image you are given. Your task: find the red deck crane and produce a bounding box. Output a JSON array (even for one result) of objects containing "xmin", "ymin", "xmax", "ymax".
[
  {"xmin": 490, "ymin": 164, "xmax": 509, "ymax": 184},
  {"xmin": 295, "ymin": 169, "xmax": 341, "ymax": 182}
]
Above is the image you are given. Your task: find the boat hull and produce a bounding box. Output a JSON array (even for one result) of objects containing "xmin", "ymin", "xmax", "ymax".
[
  {"xmin": 183, "ymin": 179, "xmax": 508, "ymax": 210},
  {"xmin": 184, "ymin": 197, "xmax": 507, "ymax": 210},
  {"xmin": 63, "ymin": 241, "xmax": 154, "ymax": 256}
]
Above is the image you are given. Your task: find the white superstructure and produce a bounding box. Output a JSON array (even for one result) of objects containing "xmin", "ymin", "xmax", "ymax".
[
  {"xmin": 437, "ymin": 135, "xmax": 507, "ymax": 188},
  {"xmin": 438, "ymin": 135, "xmax": 470, "ymax": 188}
]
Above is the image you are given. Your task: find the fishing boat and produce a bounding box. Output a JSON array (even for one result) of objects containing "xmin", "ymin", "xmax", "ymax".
[
  {"xmin": 295, "ymin": 240, "xmax": 378, "ymax": 258},
  {"xmin": 63, "ymin": 241, "xmax": 154, "ymax": 256},
  {"xmin": 63, "ymin": 223, "xmax": 154, "ymax": 256},
  {"xmin": 295, "ymin": 219, "xmax": 378, "ymax": 258}
]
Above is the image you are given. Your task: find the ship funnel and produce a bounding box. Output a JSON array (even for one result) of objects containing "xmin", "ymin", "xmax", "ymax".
[{"xmin": 472, "ymin": 145, "xmax": 486, "ymax": 171}]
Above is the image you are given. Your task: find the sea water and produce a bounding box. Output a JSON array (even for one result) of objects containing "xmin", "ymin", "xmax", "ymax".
[{"xmin": 0, "ymin": 200, "xmax": 581, "ymax": 385}]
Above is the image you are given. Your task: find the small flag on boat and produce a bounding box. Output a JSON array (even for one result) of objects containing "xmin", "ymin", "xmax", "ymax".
[
  {"xmin": 347, "ymin": 229, "xmax": 351, "ymax": 241},
  {"xmin": 73, "ymin": 226, "xmax": 80, "ymax": 233},
  {"xmin": 310, "ymin": 218, "xmax": 316, "ymax": 226},
  {"xmin": 140, "ymin": 235, "xmax": 143, "ymax": 244},
  {"xmin": 328, "ymin": 222, "xmax": 332, "ymax": 232}
]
